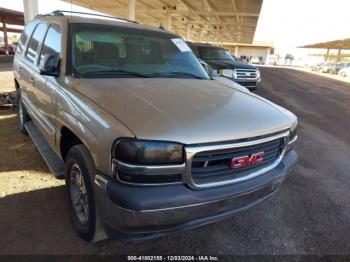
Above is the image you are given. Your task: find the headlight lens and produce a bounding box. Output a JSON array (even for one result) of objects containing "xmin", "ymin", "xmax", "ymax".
[
  {"xmin": 289, "ymin": 120, "xmax": 298, "ymax": 140},
  {"xmin": 112, "ymin": 138, "xmax": 183, "ymax": 165},
  {"xmin": 286, "ymin": 122, "xmax": 298, "ymax": 153},
  {"xmin": 289, "ymin": 126, "xmax": 297, "ymax": 142},
  {"xmin": 219, "ymin": 69, "xmax": 236, "ymax": 78}
]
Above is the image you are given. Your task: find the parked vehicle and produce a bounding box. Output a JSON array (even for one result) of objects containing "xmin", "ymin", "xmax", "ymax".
[
  {"xmin": 338, "ymin": 67, "xmax": 350, "ymax": 77},
  {"xmin": 318, "ymin": 63, "xmax": 334, "ymax": 73},
  {"xmin": 188, "ymin": 42, "xmax": 261, "ymax": 91},
  {"xmin": 311, "ymin": 63, "xmax": 321, "ymax": 71},
  {"xmin": 330, "ymin": 62, "xmax": 350, "ymax": 74},
  {"xmin": 198, "ymin": 58, "xmax": 251, "ymax": 92},
  {"xmin": 0, "ymin": 44, "xmax": 15, "ymax": 55},
  {"xmin": 14, "ymin": 11, "xmax": 298, "ymax": 242},
  {"xmin": 250, "ymin": 56, "xmax": 262, "ymax": 64}
]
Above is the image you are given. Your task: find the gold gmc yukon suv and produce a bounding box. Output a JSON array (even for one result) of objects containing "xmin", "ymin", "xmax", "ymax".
[{"xmin": 13, "ymin": 11, "xmax": 298, "ymax": 242}]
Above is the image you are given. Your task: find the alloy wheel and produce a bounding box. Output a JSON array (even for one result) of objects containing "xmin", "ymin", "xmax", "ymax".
[{"xmin": 69, "ymin": 163, "xmax": 89, "ymax": 225}]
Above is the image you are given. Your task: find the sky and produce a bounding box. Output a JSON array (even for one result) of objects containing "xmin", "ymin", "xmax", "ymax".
[
  {"xmin": 254, "ymin": 0, "xmax": 350, "ymax": 54},
  {"xmin": 1, "ymin": 0, "xmax": 350, "ymax": 55}
]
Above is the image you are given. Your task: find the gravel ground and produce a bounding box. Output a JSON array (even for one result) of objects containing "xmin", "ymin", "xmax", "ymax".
[{"xmin": 0, "ymin": 66, "xmax": 350, "ymax": 256}]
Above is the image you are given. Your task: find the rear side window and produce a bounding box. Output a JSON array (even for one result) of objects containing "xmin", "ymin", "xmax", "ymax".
[
  {"xmin": 39, "ymin": 24, "xmax": 61, "ymax": 64},
  {"xmin": 25, "ymin": 23, "xmax": 48, "ymax": 64},
  {"xmin": 17, "ymin": 22, "xmax": 36, "ymax": 54}
]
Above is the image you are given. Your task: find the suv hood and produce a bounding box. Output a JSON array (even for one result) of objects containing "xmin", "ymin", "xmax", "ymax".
[
  {"xmin": 205, "ymin": 60, "xmax": 257, "ymax": 70},
  {"xmin": 71, "ymin": 78, "xmax": 295, "ymax": 144}
]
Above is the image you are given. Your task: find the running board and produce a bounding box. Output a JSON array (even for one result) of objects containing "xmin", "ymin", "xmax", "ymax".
[{"xmin": 25, "ymin": 121, "xmax": 65, "ymax": 179}]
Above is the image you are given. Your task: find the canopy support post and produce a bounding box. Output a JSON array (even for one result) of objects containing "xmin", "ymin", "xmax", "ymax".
[
  {"xmin": 2, "ymin": 18, "xmax": 9, "ymax": 55},
  {"xmin": 127, "ymin": 0, "xmax": 136, "ymax": 21}
]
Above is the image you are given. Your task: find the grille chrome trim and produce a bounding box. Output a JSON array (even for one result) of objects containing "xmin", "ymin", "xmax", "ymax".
[
  {"xmin": 234, "ymin": 69, "xmax": 258, "ymax": 80},
  {"xmin": 184, "ymin": 131, "xmax": 290, "ymax": 189}
]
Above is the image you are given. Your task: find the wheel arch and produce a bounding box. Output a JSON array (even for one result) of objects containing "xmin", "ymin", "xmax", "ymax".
[{"xmin": 60, "ymin": 126, "xmax": 84, "ymax": 161}]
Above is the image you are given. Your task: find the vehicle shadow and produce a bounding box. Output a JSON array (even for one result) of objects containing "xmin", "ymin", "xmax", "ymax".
[
  {"xmin": 0, "ymin": 183, "xmax": 222, "ymax": 255},
  {"xmin": 0, "ymin": 186, "xmax": 78, "ymax": 255}
]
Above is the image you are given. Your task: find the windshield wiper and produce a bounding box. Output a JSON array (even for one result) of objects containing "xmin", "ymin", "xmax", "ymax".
[
  {"xmin": 149, "ymin": 71, "xmax": 206, "ymax": 79},
  {"xmin": 82, "ymin": 69, "xmax": 150, "ymax": 78}
]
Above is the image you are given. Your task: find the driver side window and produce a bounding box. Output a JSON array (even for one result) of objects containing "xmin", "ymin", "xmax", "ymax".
[{"xmin": 39, "ymin": 24, "xmax": 61, "ymax": 65}]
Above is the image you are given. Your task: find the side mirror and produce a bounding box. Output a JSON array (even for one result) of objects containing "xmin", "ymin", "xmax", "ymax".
[
  {"xmin": 208, "ymin": 69, "xmax": 216, "ymax": 79},
  {"xmin": 39, "ymin": 53, "xmax": 59, "ymax": 76},
  {"xmin": 199, "ymin": 61, "xmax": 209, "ymax": 73}
]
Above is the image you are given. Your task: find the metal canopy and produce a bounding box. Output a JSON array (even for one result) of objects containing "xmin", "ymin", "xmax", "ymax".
[
  {"xmin": 0, "ymin": 7, "xmax": 25, "ymax": 26},
  {"xmin": 300, "ymin": 38, "xmax": 350, "ymax": 50},
  {"xmin": 0, "ymin": 8, "xmax": 24, "ymax": 55},
  {"xmin": 64, "ymin": 0, "xmax": 263, "ymax": 44}
]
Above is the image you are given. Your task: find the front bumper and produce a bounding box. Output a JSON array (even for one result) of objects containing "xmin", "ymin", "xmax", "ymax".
[
  {"xmin": 225, "ymin": 77, "xmax": 261, "ymax": 90},
  {"xmin": 94, "ymin": 150, "xmax": 297, "ymax": 240}
]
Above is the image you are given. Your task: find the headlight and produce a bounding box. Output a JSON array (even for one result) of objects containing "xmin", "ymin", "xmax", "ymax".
[
  {"xmin": 112, "ymin": 138, "xmax": 183, "ymax": 165},
  {"xmin": 112, "ymin": 139, "xmax": 184, "ymax": 185},
  {"xmin": 219, "ymin": 69, "xmax": 236, "ymax": 78},
  {"xmin": 289, "ymin": 125, "xmax": 297, "ymax": 142},
  {"xmin": 256, "ymin": 69, "xmax": 260, "ymax": 78},
  {"xmin": 286, "ymin": 121, "xmax": 298, "ymax": 153}
]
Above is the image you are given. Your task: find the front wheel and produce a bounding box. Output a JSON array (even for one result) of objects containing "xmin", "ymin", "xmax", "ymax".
[{"xmin": 65, "ymin": 144, "xmax": 97, "ymax": 241}]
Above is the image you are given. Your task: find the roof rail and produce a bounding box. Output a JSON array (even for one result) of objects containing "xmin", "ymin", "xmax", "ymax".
[{"xmin": 36, "ymin": 10, "xmax": 138, "ymax": 24}]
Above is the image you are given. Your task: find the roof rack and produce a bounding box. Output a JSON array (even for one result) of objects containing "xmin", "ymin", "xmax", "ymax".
[{"xmin": 36, "ymin": 10, "xmax": 138, "ymax": 24}]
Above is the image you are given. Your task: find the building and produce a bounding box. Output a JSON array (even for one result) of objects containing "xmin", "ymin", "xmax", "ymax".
[{"xmin": 223, "ymin": 41, "xmax": 274, "ymax": 64}]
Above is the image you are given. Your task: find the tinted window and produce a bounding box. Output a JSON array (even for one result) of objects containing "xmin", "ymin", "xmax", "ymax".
[
  {"xmin": 39, "ymin": 24, "xmax": 61, "ymax": 63},
  {"xmin": 71, "ymin": 24, "xmax": 209, "ymax": 79},
  {"xmin": 26, "ymin": 23, "xmax": 48, "ymax": 64},
  {"xmin": 17, "ymin": 22, "xmax": 36, "ymax": 54},
  {"xmin": 199, "ymin": 47, "xmax": 235, "ymax": 61},
  {"xmin": 189, "ymin": 45, "xmax": 200, "ymax": 57}
]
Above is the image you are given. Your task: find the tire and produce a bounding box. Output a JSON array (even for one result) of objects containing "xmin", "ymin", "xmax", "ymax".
[
  {"xmin": 16, "ymin": 89, "xmax": 30, "ymax": 135},
  {"xmin": 65, "ymin": 144, "xmax": 97, "ymax": 241}
]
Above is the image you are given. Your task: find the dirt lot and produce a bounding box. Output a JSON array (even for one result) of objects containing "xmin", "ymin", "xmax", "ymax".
[
  {"xmin": 263, "ymin": 65, "xmax": 350, "ymax": 85},
  {"xmin": 1, "ymin": 65, "xmax": 350, "ymax": 255}
]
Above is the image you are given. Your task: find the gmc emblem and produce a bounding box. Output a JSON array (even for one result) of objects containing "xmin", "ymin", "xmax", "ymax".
[{"xmin": 231, "ymin": 152, "xmax": 264, "ymax": 169}]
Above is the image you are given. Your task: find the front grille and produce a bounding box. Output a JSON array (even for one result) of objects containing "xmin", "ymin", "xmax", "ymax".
[
  {"xmin": 190, "ymin": 137, "xmax": 286, "ymax": 186},
  {"xmin": 235, "ymin": 69, "xmax": 257, "ymax": 79}
]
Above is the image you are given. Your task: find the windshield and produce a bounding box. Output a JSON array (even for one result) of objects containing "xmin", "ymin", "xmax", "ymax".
[
  {"xmin": 71, "ymin": 23, "xmax": 209, "ymax": 79},
  {"xmin": 199, "ymin": 47, "xmax": 235, "ymax": 61}
]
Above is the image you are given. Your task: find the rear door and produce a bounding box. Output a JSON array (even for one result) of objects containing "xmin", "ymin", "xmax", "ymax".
[
  {"xmin": 13, "ymin": 21, "xmax": 37, "ymax": 95},
  {"xmin": 34, "ymin": 23, "xmax": 62, "ymax": 145},
  {"xmin": 21, "ymin": 23, "xmax": 55, "ymax": 140},
  {"xmin": 21, "ymin": 22, "xmax": 48, "ymax": 106}
]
